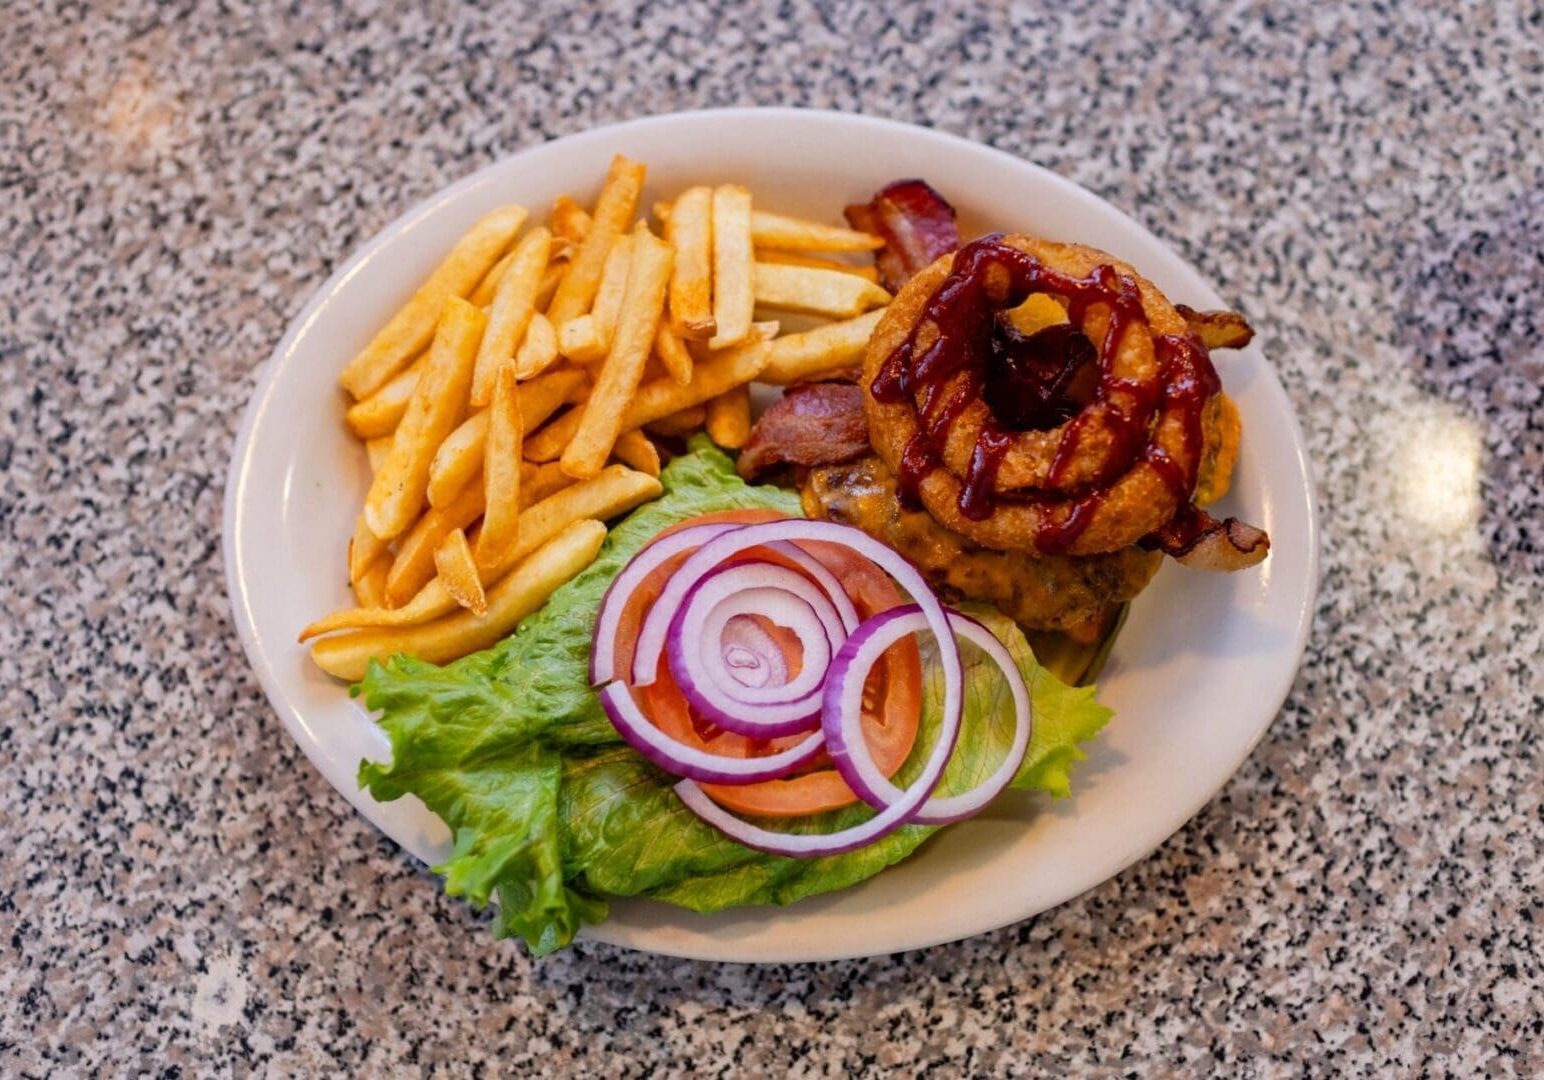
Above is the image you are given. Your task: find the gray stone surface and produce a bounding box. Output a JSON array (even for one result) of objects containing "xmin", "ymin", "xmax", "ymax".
[{"xmin": 3, "ymin": 0, "xmax": 1540, "ymax": 1074}]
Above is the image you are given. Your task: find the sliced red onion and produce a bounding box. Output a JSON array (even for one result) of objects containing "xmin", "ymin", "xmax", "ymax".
[
  {"xmin": 720, "ymin": 616, "xmax": 785, "ymax": 689},
  {"xmin": 662, "ymin": 560, "xmax": 851, "ymax": 737},
  {"xmin": 825, "ymin": 606, "xmax": 1032, "ymax": 825},
  {"xmin": 590, "ymin": 521, "xmax": 739, "ymax": 686},
  {"xmin": 597, "ymin": 681, "xmax": 825, "ymax": 784},
  {"xmin": 673, "ymin": 631, "xmax": 962, "ymax": 852},
  {"xmin": 632, "ymin": 522, "xmax": 871, "ymax": 689}
]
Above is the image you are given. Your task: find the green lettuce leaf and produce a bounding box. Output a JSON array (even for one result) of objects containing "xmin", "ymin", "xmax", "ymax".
[{"xmin": 358, "ymin": 439, "xmax": 1111, "ymax": 955}]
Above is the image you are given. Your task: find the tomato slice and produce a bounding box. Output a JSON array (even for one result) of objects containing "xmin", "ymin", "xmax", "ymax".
[{"xmin": 604, "ymin": 508, "xmax": 922, "ymax": 818}]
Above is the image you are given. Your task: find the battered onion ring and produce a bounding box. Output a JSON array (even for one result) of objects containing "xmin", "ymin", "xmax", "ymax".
[{"xmin": 863, "ymin": 233, "xmax": 1247, "ymax": 558}]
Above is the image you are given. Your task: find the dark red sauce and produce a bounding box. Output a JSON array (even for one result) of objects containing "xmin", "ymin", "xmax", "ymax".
[{"xmin": 872, "ymin": 236, "xmax": 1223, "ymax": 552}]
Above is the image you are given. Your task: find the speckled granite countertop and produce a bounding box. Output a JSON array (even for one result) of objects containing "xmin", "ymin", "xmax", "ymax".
[{"xmin": 4, "ymin": 1, "xmax": 1540, "ymax": 1074}]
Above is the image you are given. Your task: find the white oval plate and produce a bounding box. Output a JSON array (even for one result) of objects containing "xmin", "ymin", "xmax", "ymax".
[{"xmin": 224, "ymin": 109, "xmax": 1317, "ymax": 963}]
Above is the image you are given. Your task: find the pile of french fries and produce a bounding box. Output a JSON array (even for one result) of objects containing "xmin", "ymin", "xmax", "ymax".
[{"xmin": 302, "ymin": 154, "xmax": 893, "ymax": 681}]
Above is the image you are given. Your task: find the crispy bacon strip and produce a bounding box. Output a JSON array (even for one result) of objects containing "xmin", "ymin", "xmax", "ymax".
[
  {"xmin": 737, "ymin": 383, "xmax": 871, "ymax": 481},
  {"xmin": 845, "ymin": 180, "xmax": 960, "ymax": 292},
  {"xmin": 1144, "ymin": 503, "xmax": 1270, "ymax": 571}
]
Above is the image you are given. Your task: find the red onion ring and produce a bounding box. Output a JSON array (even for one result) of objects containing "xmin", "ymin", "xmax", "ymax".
[
  {"xmin": 824, "ymin": 606, "xmax": 1032, "ymax": 825},
  {"xmin": 719, "ymin": 615, "xmax": 787, "ymax": 690},
  {"xmin": 590, "ymin": 521, "xmax": 738, "ymax": 686},
  {"xmin": 597, "ymin": 681, "xmax": 826, "ymax": 784},
  {"xmin": 631, "ymin": 523, "xmax": 868, "ymax": 690}
]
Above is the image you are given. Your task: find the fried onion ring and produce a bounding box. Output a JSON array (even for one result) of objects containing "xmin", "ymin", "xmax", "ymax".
[{"xmin": 862, "ymin": 233, "xmax": 1268, "ymax": 565}]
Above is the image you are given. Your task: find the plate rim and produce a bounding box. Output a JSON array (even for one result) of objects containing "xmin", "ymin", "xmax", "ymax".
[{"xmin": 223, "ymin": 106, "xmax": 1320, "ymax": 963}]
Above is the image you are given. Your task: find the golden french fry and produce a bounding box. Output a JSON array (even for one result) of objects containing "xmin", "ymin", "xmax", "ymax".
[
  {"xmin": 612, "ymin": 429, "xmax": 661, "ymax": 476},
  {"xmin": 557, "ymin": 314, "xmax": 608, "ymax": 365},
  {"xmin": 352, "ymin": 554, "xmax": 390, "ymax": 608},
  {"xmin": 470, "ymin": 248, "xmax": 517, "ymax": 308},
  {"xmin": 749, "ymin": 209, "xmax": 884, "ymax": 252},
  {"xmin": 427, "ymin": 367, "xmax": 586, "ymax": 508},
  {"xmin": 476, "ymin": 366, "xmax": 524, "ymax": 573},
  {"xmin": 534, "ymin": 264, "xmax": 564, "ymax": 311},
  {"xmin": 666, "ymin": 185, "xmax": 715, "ymax": 339},
  {"xmin": 365, "ymin": 436, "xmax": 394, "ymax": 473},
  {"xmin": 644, "ymin": 405, "xmax": 707, "ymax": 438},
  {"xmin": 625, "ymin": 325, "xmax": 774, "ymax": 430},
  {"xmin": 310, "ymin": 519, "xmax": 608, "ymax": 680},
  {"xmin": 760, "ymin": 308, "xmax": 885, "ymax": 385},
  {"xmin": 521, "ymin": 460, "xmax": 574, "ymax": 507},
  {"xmin": 591, "ymin": 231, "xmax": 635, "ymax": 344},
  {"xmin": 301, "ymin": 464, "xmax": 659, "ymax": 643},
  {"xmin": 384, "ymin": 478, "xmax": 486, "ymax": 607},
  {"xmin": 363, "ymin": 298, "xmax": 487, "ymax": 540},
  {"xmin": 551, "ymin": 194, "xmax": 591, "ymax": 253},
  {"xmin": 339, "ymin": 205, "xmax": 526, "ymax": 398},
  {"xmin": 547, "ymin": 155, "xmax": 646, "ymax": 326},
  {"xmin": 653, "ymin": 322, "xmax": 695, "ymax": 386},
  {"xmin": 704, "ymin": 385, "xmax": 751, "ymax": 450},
  {"xmin": 752, "ymin": 262, "xmax": 891, "ymax": 317},
  {"xmin": 434, "ymin": 527, "xmax": 487, "ymax": 616},
  {"xmin": 514, "ymin": 311, "xmax": 560, "ymax": 379},
  {"xmin": 523, "ymin": 407, "xmax": 582, "ymax": 463},
  {"xmin": 349, "ymin": 514, "xmax": 388, "ymax": 583},
  {"xmin": 755, "ymin": 248, "xmax": 880, "ymax": 282},
  {"xmin": 709, "ymin": 184, "xmax": 754, "ymax": 350},
  {"xmin": 344, "ymin": 355, "xmax": 424, "ymax": 439},
  {"xmin": 482, "ymin": 465, "xmax": 659, "ymax": 584},
  {"xmin": 470, "ymin": 226, "xmax": 552, "ymax": 407},
  {"xmin": 562, "ymin": 228, "xmax": 673, "ymax": 480}
]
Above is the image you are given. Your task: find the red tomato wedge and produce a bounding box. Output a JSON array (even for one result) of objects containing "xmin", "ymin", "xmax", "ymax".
[{"xmin": 606, "ymin": 508, "xmax": 922, "ymax": 818}]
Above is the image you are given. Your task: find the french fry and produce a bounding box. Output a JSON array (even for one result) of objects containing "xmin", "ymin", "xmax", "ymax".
[
  {"xmin": 653, "ymin": 322, "xmax": 694, "ymax": 386},
  {"xmin": 384, "ymin": 479, "xmax": 485, "ymax": 607},
  {"xmin": 523, "ymin": 407, "xmax": 582, "ymax": 463},
  {"xmin": 434, "ymin": 527, "xmax": 487, "ymax": 616},
  {"xmin": 760, "ymin": 308, "xmax": 885, "ymax": 385},
  {"xmin": 339, "ymin": 205, "xmax": 526, "ymax": 398},
  {"xmin": 514, "ymin": 311, "xmax": 560, "ymax": 379},
  {"xmin": 344, "ymin": 356, "xmax": 424, "ymax": 439},
  {"xmin": 348, "ymin": 514, "xmax": 388, "ymax": 583},
  {"xmin": 364, "ymin": 298, "xmax": 486, "ymax": 541},
  {"xmin": 427, "ymin": 367, "xmax": 586, "ymax": 508},
  {"xmin": 521, "ymin": 460, "xmax": 574, "ymax": 507},
  {"xmin": 557, "ymin": 314, "xmax": 608, "ymax": 365},
  {"xmin": 535, "ymin": 263, "xmax": 564, "ymax": 312},
  {"xmin": 470, "ymin": 226, "xmax": 552, "ymax": 407},
  {"xmin": 547, "ymin": 155, "xmax": 646, "ymax": 326},
  {"xmin": 749, "ymin": 209, "xmax": 884, "ymax": 252},
  {"xmin": 299, "ymin": 466, "xmax": 658, "ymax": 642},
  {"xmin": 365, "ymin": 436, "xmax": 394, "ymax": 473},
  {"xmin": 709, "ymin": 184, "xmax": 754, "ymax": 349},
  {"xmin": 704, "ymin": 386, "xmax": 751, "ymax": 450},
  {"xmin": 352, "ymin": 554, "xmax": 390, "ymax": 608},
  {"xmin": 625, "ymin": 329, "xmax": 773, "ymax": 430},
  {"xmin": 665, "ymin": 185, "xmax": 715, "ymax": 339},
  {"xmin": 644, "ymin": 405, "xmax": 707, "ymax": 438},
  {"xmin": 590, "ymin": 232, "xmax": 635, "ymax": 344},
  {"xmin": 755, "ymin": 248, "xmax": 880, "ymax": 282},
  {"xmin": 612, "ymin": 429, "xmax": 661, "ymax": 476},
  {"xmin": 752, "ymin": 262, "xmax": 891, "ymax": 317},
  {"xmin": 562, "ymin": 227, "xmax": 674, "ymax": 480},
  {"xmin": 551, "ymin": 194, "xmax": 591, "ymax": 254},
  {"xmin": 470, "ymin": 247, "xmax": 517, "ymax": 308},
  {"xmin": 310, "ymin": 519, "xmax": 608, "ymax": 681},
  {"xmin": 475, "ymin": 367, "xmax": 524, "ymax": 573}
]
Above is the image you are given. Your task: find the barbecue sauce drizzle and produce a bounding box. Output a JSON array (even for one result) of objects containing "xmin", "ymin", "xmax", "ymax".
[{"xmin": 871, "ymin": 236, "xmax": 1221, "ymax": 553}]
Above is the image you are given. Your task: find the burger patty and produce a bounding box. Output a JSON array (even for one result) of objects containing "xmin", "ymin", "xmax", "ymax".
[{"xmin": 801, "ymin": 455, "xmax": 1162, "ymax": 634}]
